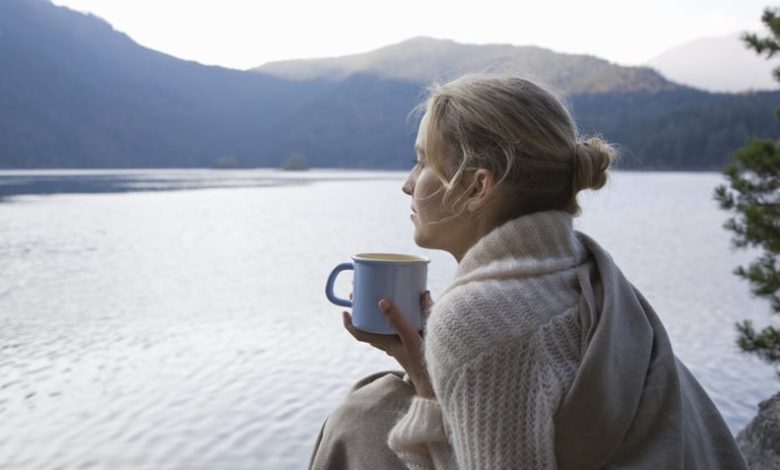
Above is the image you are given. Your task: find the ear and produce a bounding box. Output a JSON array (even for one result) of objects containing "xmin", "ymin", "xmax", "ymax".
[{"xmin": 465, "ymin": 169, "xmax": 497, "ymax": 213}]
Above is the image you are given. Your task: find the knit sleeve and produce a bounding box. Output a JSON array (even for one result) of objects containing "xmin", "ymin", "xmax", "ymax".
[
  {"xmin": 438, "ymin": 337, "xmax": 561, "ymax": 469},
  {"xmin": 388, "ymin": 333, "xmax": 564, "ymax": 470},
  {"xmin": 387, "ymin": 396, "xmax": 457, "ymax": 470}
]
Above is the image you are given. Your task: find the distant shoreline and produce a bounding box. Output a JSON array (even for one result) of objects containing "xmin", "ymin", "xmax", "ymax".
[
  {"xmin": 0, "ymin": 167, "xmax": 726, "ymax": 175},
  {"xmin": 0, "ymin": 169, "xmax": 726, "ymax": 202}
]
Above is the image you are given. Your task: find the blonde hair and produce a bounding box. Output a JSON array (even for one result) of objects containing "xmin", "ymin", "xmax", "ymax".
[{"xmin": 420, "ymin": 74, "xmax": 616, "ymax": 216}]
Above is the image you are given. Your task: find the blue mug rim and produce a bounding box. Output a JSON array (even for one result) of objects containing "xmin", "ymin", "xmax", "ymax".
[{"xmin": 352, "ymin": 253, "xmax": 430, "ymax": 264}]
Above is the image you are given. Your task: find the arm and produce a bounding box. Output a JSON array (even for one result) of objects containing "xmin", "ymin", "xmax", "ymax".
[
  {"xmin": 390, "ymin": 334, "xmax": 562, "ymax": 470},
  {"xmin": 343, "ymin": 296, "xmax": 452, "ymax": 469},
  {"xmin": 434, "ymin": 339, "xmax": 560, "ymax": 469},
  {"xmin": 389, "ymin": 395, "xmax": 456, "ymax": 470},
  {"xmin": 342, "ymin": 295, "xmax": 434, "ymax": 398},
  {"xmin": 344, "ymin": 296, "xmax": 564, "ymax": 469}
]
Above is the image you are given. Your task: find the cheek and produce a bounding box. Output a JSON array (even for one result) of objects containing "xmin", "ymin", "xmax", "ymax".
[
  {"xmin": 414, "ymin": 182, "xmax": 447, "ymax": 222},
  {"xmin": 413, "ymin": 183, "xmax": 438, "ymax": 212},
  {"xmin": 414, "ymin": 172, "xmax": 442, "ymax": 201}
]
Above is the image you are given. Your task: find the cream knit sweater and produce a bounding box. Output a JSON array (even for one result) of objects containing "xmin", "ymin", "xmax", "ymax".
[
  {"xmin": 387, "ymin": 210, "xmax": 747, "ymax": 470},
  {"xmin": 388, "ymin": 211, "xmax": 588, "ymax": 469}
]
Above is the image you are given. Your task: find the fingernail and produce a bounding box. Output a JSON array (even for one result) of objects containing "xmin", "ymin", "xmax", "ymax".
[{"xmin": 378, "ymin": 299, "xmax": 390, "ymax": 312}]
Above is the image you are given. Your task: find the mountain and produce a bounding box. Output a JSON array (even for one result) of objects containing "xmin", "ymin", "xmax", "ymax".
[
  {"xmin": 646, "ymin": 33, "xmax": 777, "ymax": 93},
  {"xmin": 255, "ymin": 37, "xmax": 780, "ymax": 170},
  {"xmin": 255, "ymin": 37, "xmax": 678, "ymax": 95},
  {"xmin": 1, "ymin": 0, "xmax": 778, "ymax": 170},
  {"xmin": 0, "ymin": 0, "xmax": 336, "ymax": 168}
]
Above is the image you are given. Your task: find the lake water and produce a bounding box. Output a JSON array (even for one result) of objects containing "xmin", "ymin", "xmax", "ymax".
[{"xmin": 0, "ymin": 169, "xmax": 777, "ymax": 470}]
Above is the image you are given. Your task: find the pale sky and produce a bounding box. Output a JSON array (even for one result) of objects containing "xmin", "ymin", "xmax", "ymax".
[{"xmin": 51, "ymin": 0, "xmax": 769, "ymax": 70}]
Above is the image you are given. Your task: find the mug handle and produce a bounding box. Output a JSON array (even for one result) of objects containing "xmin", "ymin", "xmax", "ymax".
[{"xmin": 325, "ymin": 262, "xmax": 354, "ymax": 308}]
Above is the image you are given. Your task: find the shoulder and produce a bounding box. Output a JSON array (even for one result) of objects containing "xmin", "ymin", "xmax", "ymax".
[
  {"xmin": 424, "ymin": 279, "xmax": 583, "ymax": 392},
  {"xmin": 427, "ymin": 266, "xmax": 582, "ymax": 345}
]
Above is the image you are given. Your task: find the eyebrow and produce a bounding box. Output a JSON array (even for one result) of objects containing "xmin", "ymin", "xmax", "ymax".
[{"xmin": 414, "ymin": 145, "xmax": 424, "ymax": 154}]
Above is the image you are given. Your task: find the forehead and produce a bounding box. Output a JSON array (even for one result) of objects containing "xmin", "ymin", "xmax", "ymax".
[{"xmin": 415, "ymin": 112, "xmax": 430, "ymax": 148}]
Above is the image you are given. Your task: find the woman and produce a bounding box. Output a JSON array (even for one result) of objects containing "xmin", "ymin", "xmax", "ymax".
[{"xmin": 310, "ymin": 75, "xmax": 747, "ymax": 469}]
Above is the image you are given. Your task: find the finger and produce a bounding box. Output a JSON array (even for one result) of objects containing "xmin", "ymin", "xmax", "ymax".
[
  {"xmin": 342, "ymin": 311, "xmax": 395, "ymax": 349},
  {"xmin": 370, "ymin": 343, "xmax": 390, "ymax": 353},
  {"xmin": 378, "ymin": 298, "xmax": 421, "ymax": 343},
  {"xmin": 420, "ymin": 291, "xmax": 433, "ymax": 317}
]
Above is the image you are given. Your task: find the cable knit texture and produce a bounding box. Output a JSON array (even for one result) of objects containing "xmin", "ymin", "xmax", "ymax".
[
  {"xmin": 387, "ymin": 210, "xmax": 747, "ymax": 470},
  {"xmin": 389, "ymin": 211, "xmax": 587, "ymax": 469}
]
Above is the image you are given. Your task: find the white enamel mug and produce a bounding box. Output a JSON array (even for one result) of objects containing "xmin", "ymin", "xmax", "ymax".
[{"xmin": 325, "ymin": 253, "xmax": 429, "ymax": 334}]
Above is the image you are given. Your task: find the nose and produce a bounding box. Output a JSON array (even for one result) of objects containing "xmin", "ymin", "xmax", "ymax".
[{"xmin": 402, "ymin": 172, "xmax": 414, "ymax": 196}]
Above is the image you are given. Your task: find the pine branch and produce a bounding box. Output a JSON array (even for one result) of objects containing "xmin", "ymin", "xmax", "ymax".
[
  {"xmin": 736, "ymin": 320, "xmax": 780, "ymax": 365},
  {"xmin": 719, "ymin": 7, "xmax": 780, "ymax": 371}
]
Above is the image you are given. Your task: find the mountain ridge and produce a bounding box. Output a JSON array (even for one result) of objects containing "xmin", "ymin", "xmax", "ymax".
[
  {"xmin": 646, "ymin": 33, "xmax": 777, "ymax": 92},
  {"xmin": 0, "ymin": 0, "xmax": 778, "ymax": 170},
  {"xmin": 254, "ymin": 36, "xmax": 680, "ymax": 95},
  {"xmin": 0, "ymin": 0, "xmax": 332, "ymax": 167}
]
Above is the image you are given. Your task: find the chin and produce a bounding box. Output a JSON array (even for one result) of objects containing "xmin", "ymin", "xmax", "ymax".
[
  {"xmin": 413, "ymin": 231, "xmax": 441, "ymax": 251},
  {"xmin": 413, "ymin": 230, "xmax": 431, "ymax": 248}
]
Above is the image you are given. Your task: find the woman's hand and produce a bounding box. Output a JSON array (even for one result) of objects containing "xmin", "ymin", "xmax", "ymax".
[{"xmin": 343, "ymin": 292, "xmax": 435, "ymax": 399}]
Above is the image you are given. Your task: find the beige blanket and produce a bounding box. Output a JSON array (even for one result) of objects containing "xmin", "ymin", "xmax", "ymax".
[
  {"xmin": 310, "ymin": 228, "xmax": 748, "ymax": 469},
  {"xmin": 553, "ymin": 233, "xmax": 748, "ymax": 469}
]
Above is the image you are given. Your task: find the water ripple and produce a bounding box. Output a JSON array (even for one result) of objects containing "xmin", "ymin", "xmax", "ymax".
[{"xmin": 0, "ymin": 171, "xmax": 776, "ymax": 469}]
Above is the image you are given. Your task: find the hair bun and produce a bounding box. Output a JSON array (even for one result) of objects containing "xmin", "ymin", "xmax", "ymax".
[{"xmin": 572, "ymin": 137, "xmax": 616, "ymax": 192}]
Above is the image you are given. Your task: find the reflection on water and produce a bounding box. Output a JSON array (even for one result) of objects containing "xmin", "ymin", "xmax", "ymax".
[
  {"xmin": 0, "ymin": 170, "xmax": 777, "ymax": 470},
  {"xmin": 0, "ymin": 169, "xmax": 402, "ymax": 200}
]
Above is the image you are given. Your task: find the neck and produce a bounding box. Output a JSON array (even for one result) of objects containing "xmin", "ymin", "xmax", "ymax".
[
  {"xmin": 444, "ymin": 211, "xmax": 585, "ymax": 294},
  {"xmin": 449, "ymin": 212, "xmax": 506, "ymax": 263}
]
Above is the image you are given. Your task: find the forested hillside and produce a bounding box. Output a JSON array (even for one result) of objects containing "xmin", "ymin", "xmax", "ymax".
[{"xmin": 1, "ymin": 0, "xmax": 777, "ymax": 170}]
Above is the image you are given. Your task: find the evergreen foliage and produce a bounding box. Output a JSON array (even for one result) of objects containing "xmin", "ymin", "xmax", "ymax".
[
  {"xmin": 283, "ymin": 152, "xmax": 309, "ymax": 171},
  {"xmin": 743, "ymin": 8, "xmax": 780, "ymax": 86},
  {"xmin": 715, "ymin": 7, "xmax": 780, "ymax": 371}
]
